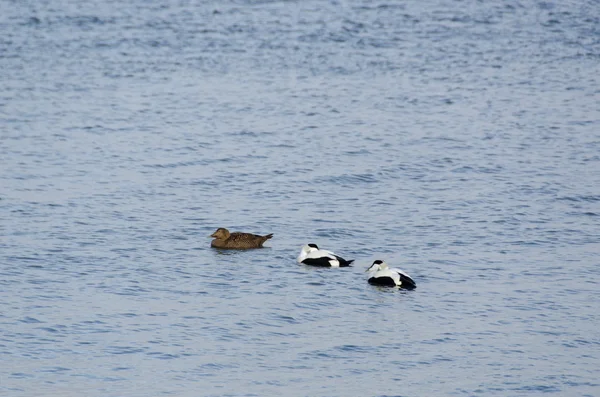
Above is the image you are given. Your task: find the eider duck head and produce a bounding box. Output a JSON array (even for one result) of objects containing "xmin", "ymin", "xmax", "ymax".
[
  {"xmin": 366, "ymin": 259, "xmax": 388, "ymax": 272},
  {"xmin": 210, "ymin": 228, "xmax": 230, "ymax": 239},
  {"xmin": 297, "ymin": 243, "xmax": 319, "ymax": 263}
]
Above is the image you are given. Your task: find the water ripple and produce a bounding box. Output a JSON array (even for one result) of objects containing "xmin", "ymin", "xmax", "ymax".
[{"xmin": 1, "ymin": 0, "xmax": 598, "ymax": 396}]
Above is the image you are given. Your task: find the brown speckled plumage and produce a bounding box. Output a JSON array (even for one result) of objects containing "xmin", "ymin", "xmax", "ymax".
[{"xmin": 210, "ymin": 228, "xmax": 273, "ymax": 249}]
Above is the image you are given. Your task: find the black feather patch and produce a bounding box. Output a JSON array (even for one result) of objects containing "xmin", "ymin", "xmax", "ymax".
[
  {"xmin": 302, "ymin": 257, "xmax": 334, "ymax": 267},
  {"xmin": 399, "ymin": 274, "xmax": 417, "ymax": 290},
  {"xmin": 368, "ymin": 276, "xmax": 397, "ymax": 287},
  {"xmin": 334, "ymin": 256, "xmax": 353, "ymax": 267}
]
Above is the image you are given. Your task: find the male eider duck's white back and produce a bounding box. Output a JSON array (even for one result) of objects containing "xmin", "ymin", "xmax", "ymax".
[
  {"xmin": 366, "ymin": 260, "xmax": 416, "ymax": 289},
  {"xmin": 297, "ymin": 244, "xmax": 353, "ymax": 267}
]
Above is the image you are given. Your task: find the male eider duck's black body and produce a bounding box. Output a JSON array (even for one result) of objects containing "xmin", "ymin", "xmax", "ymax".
[
  {"xmin": 210, "ymin": 228, "xmax": 273, "ymax": 249},
  {"xmin": 297, "ymin": 244, "xmax": 354, "ymax": 267},
  {"xmin": 366, "ymin": 260, "xmax": 416, "ymax": 289}
]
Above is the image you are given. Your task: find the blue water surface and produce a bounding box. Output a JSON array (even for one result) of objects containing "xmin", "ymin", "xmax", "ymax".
[{"xmin": 1, "ymin": 0, "xmax": 599, "ymax": 396}]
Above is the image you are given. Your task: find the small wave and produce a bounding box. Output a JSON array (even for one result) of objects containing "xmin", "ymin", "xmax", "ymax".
[
  {"xmin": 313, "ymin": 173, "xmax": 378, "ymax": 185},
  {"xmin": 19, "ymin": 317, "xmax": 43, "ymax": 324},
  {"xmin": 313, "ymin": 228, "xmax": 356, "ymax": 238},
  {"xmin": 344, "ymin": 149, "xmax": 371, "ymax": 155},
  {"xmin": 336, "ymin": 344, "xmax": 370, "ymax": 353},
  {"xmin": 7, "ymin": 256, "xmax": 41, "ymax": 262},
  {"xmin": 106, "ymin": 346, "xmax": 146, "ymax": 355},
  {"xmin": 22, "ymin": 17, "xmax": 42, "ymax": 26},
  {"xmin": 146, "ymin": 352, "xmax": 180, "ymax": 360},
  {"xmin": 232, "ymin": 130, "xmax": 274, "ymax": 137},
  {"xmin": 143, "ymin": 159, "xmax": 210, "ymax": 168},
  {"xmin": 513, "ymin": 385, "xmax": 561, "ymax": 393},
  {"xmin": 271, "ymin": 314, "xmax": 299, "ymax": 325},
  {"xmin": 557, "ymin": 195, "xmax": 600, "ymax": 202},
  {"xmin": 9, "ymin": 372, "xmax": 34, "ymax": 379},
  {"xmin": 567, "ymin": 211, "xmax": 598, "ymax": 217},
  {"xmin": 39, "ymin": 366, "xmax": 71, "ymax": 373}
]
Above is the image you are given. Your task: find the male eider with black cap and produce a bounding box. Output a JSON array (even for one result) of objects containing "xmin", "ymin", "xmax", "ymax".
[
  {"xmin": 297, "ymin": 244, "xmax": 354, "ymax": 267},
  {"xmin": 366, "ymin": 260, "xmax": 417, "ymax": 289},
  {"xmin": 210, "ymin": 228, "xmax": 273, "ymax": 249}
]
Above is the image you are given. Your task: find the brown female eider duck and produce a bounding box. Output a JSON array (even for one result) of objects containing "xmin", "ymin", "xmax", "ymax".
[{"xmin": 210, "ymin": 228, "xmax": 273, "ymax": 249}]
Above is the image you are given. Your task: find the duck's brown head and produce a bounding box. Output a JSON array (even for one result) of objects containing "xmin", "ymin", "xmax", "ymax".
[{"xmin": 210, "ymin": 228, "xmax": 230, "ymax": 239}]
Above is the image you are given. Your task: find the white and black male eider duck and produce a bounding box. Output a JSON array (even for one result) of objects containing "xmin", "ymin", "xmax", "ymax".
[
  {"xmin": 210, "ymin": 228, "xmax": 273, "ymax": 249},
  {"xmin": 365, "ymin": 260, "xmax": 417, "ymax": 289},
  {"xmin": 297, "ymin": 244, "xmax": 354, "ymax": 267}
]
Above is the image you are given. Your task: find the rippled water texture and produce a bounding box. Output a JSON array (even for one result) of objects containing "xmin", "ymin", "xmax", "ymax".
[{"xmin": 1, "ymin": 0, "xmax": 599, "ymax": 396}]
